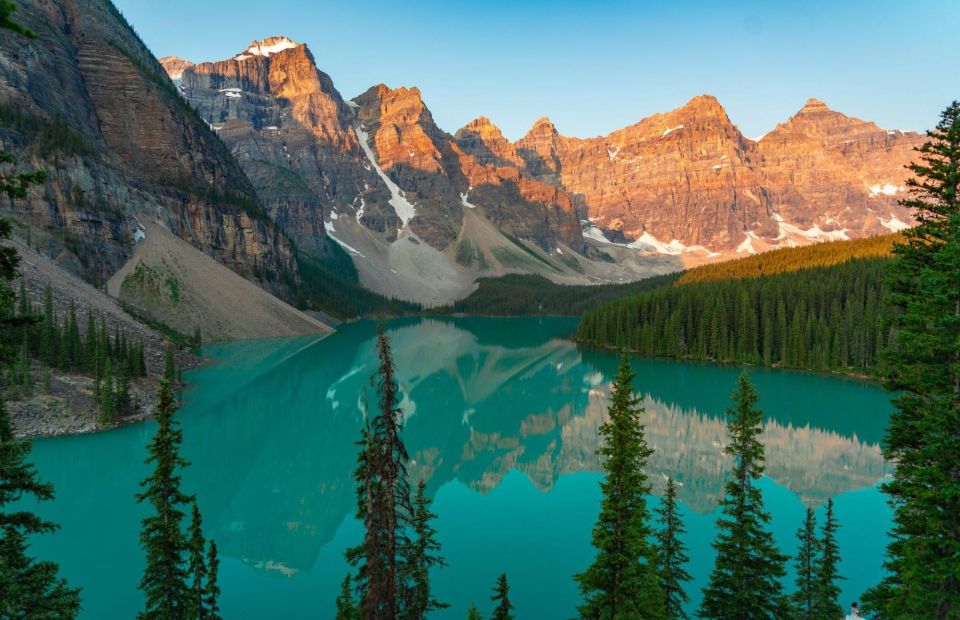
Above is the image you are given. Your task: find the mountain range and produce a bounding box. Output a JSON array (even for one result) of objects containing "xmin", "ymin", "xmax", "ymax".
[
  {"xmin": 0, "ymin": 0, "xmax": 923, "ymax": 319},
  {"xmin": 160, "ymin": 35, "xmax": 921, "ymax": 304}
]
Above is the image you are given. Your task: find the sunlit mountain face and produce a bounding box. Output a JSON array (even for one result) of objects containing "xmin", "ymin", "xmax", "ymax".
[{"xmin": 25, "ymin": 317, "xmax": 892, "ymax": 618}]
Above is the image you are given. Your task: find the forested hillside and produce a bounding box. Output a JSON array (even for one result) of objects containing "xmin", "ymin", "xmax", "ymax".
[
  {"xmin": 432, "ymin": 273, "xmax": 678, "ymax": 316},
  {"xmin": 576, "ymin": 257, "xmax": 891, "ymax": 373},
  {"xmin": 676, "ymin": 233, "xmax": 899, "ymax": 285}
]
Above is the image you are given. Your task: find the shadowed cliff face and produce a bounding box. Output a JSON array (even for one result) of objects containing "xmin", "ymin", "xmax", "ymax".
[{"xmin": 0, "ymin": 0, "xmax": 297, "ymax": 287}]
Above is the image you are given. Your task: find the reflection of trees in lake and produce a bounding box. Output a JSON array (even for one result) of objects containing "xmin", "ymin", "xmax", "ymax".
[{"xmin": 176, "ymin": 318, "xmax": 888, "ymax": 574}]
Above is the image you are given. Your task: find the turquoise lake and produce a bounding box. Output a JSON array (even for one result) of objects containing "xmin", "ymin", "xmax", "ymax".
[{"xmin": 24, "ymin": 317, "xmax": 894, "ymax": 618}]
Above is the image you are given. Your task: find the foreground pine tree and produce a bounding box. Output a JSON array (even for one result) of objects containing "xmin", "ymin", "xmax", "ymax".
[
  {"xmin": 466, "ymin": 603, "xmax": 482, "ymax": 619},
  {"xmin": 490, "ymin": 573, "xmax": 514, "ymax": 620},
  {"xmin": 0, "ymin": 396, "xmax": 81, "ymax": 618},
  {"xmin": 187, "ymin": 501, "xmax": 207, "ymax": 619},
  {"xmin": 699, "ymin": 372, "xmax": 790, "ymax": 619},
  {"xmin": 403, "ymin": 480, "xmax": 448, "ymax": 618},
  {"xmin": 335, "ymin": 574, "xmax": 360, "ymax": 620},
  {"xmin": 346, "ymin": 328, "xmax": 416, "ymax": 619},
  {"xmin": 575, "ymin": 352, "xmax": 663, "ymax": 618},
  {"xmin": 791, "ymin": 508, "xmax": 818, "ymax": 618},
  {"xmin": 863, "ymin": 100, "xmax": 960, "ymax": 619},
  {"xmin": 813, "ymin": 499, "xmax": 843, "ymax": 619},
  {"xmin": 655, "ymin": 477, "xmax": 691, "ymax": 619},
  {"xmin": 204, "ymin": 540, "xmax": 221, "ymax": 620},
  {"xmin": 136, "ymin": 377, "xmax": 193, "ymax": 619}
]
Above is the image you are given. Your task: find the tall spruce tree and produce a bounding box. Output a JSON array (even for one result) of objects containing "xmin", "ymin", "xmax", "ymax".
[
  {"xmin": 699, "ymin": 372, "xmax": 790, "ymax": 619},
  {"xmin": 863, "ymin": 100, "xmax": 960, "ymax": 619},
  {"xmin": 187, "ymin": 501, "xmax": 207, "ymax": 619},
  {"xmin": 490, "ymin": 573, "xmax": 513, "ymax": 620},
  {"xmin": 335, "ymin": 574, "xmax": 360, "ymax": 620},
  {"xmin": 655, "ymin": 477, "xmax": 691, "ymax": 619},
  {"xmin": 813, "ymin": 499, "xmax": 843, "ymax": 619},
  {"xmin": 136, "ymin": 377, "xmax": 193, "ymax": 619},
  {"xmin": 575, "ymin": 352, "xmax": 663, "ymax": 619},
  {"xmin": 0, "ymin": 395, "xmax": 81, "ymax": 618},
  {"xmin": 791, "ymin": 508, "xmax": 818, "ymax": 619},
  {"xmin": 346, "ymin": 328, "xmax": 414, "ymax": 619},
  {"xmin": 204, "ymin": 540, "xmax": 221, "ymax": 620},
  {"xmin": 466, "ymin": 603, "xmax": 482, "ymax": 620},
  {"xmin": 403, "ymin": 479, "xmax": 447, "ymax": 619}
]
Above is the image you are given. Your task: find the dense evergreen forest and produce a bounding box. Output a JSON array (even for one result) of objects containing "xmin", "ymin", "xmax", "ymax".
[
  {"xmin": 577, "ymin": 257, "xmax": 890, "ymax": 373},
  {"xmin": 432, "ymin": 273, "xmax": 678, "ymax": 316}
]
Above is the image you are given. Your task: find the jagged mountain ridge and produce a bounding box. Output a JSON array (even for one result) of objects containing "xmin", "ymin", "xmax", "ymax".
[
  {"xmin": 0, "ymin": 1, "xmax": 299, "ymax": 294},
  {"xmin": 167, "ymin": 36, "xmax": 921, "ymax": 257},
  {"xmin": 169, "ymin": 38, "xmax": 670, "ymax": 306}
]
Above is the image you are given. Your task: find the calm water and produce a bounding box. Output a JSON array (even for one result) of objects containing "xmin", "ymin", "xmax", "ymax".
[{"xmin": 24, "ymin": 317, "xmax": 893, "ymax": 619}]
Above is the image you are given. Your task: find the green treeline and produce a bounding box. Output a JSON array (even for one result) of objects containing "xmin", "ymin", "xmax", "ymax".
[
  {"xmin": 4, "ymin": 281, "xmax": 148, "ymax": 422},
  {"xmin": 577, "ymin": 258, "xmax": 891, "ymax": 373},
  {"xmin": 434, "ymin": 273, "xmax": 678, "ymax": 316}
]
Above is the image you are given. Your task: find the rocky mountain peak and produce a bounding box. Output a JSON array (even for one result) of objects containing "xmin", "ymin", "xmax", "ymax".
[
  {"xmin": 158, "ymin": 56, "xmax": 193, "ymax": 80},
  {"xmin": 235, "ymin": 36, "xmax": 300, "ymax": 61},
  {"xmin": 799, "ymin": 97, "xmax": 831, "ymax": 113},
  {"xmin": 528, "ymin": 116, "xmax": 558, "ymax": 135},
  {"xmin": 679, "ymin": 93, "xmax": 727, "ymax": 117},
  {"xmin": 455, "ymin": 116, "xmax": 522, "ymax": 167}
]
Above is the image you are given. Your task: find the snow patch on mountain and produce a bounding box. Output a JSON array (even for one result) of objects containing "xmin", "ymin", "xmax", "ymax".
[
  {"xmin": 355, "ymin": 125, "xmax": 416, "ymax": 229},
  {"xmin": 880, "ymin": 214, "xmax": 911, "ymax": 232}
]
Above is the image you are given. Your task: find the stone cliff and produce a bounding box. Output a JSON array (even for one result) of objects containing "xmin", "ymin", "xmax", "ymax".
[{"xmin": 0, "ymin": 0, "xmax": 297, "ymax": 290}]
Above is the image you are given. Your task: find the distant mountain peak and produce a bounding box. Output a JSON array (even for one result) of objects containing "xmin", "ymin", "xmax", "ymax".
[
  {"xmin": 235, "ymin": 36, "xmax": 301, "ymax": 61},
  {"xmin": 799, "ymin": 97, "xmax": 831, "ymax": 113},
  {"xmin": 158, "ymin": 56, "xmax": 194, "ymax": 80}
]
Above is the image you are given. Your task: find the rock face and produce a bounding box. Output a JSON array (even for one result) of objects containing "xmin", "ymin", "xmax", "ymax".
[
  {"xmin": 515, "ymin": 95, "xmax": 922, "ymax": 252},
  {"xmin": 158, "ymin": 56, "xmax": 193, "ymax": 81},
  {"xmin": 178, "ymin": 36, "xmax": 381, "ymax": 256},
  {"xmin": 0, "ymin": 0, "xmax": 296, "ymax": 291}
]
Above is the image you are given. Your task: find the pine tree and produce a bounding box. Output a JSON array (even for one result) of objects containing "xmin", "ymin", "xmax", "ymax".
[
  {"xmin": 403, "ymin": 479, "xmax": 447, "ymax": 619},
  {"xmin": 655, "ymin": 477, "xmax": 691, "ymax": 619},
  {"xmin": 335, "ymin": 574, "xmax": 360, "ymax": 620},
  {"xmin": 575, "ymin": 352, "xmax": 663, "ymax": 618},
  {"xmin": 204, "ymin": 540, "xmax": 221, "ymax": 620},
  {"xmin": 100, "ymin": 356, "xmax": 115, "ymax": 424},
  {"xmin": 136, "ymin": 377, "xmax": 193, "ymax": 619},
  {"xmin": 699, "ymin": 372, "xmax": 790, "ymax": 619},
  {"xmin": 791, "ymin": 508, "xmax": 818, "ymax": 619},
  {"xmin": 490, "ymin": 573, "xmax": 513, "ymax": 620},
  {"xmin": 346, "ymin": 328, "xmax": 414, "ymax": 619},
  {"xmin": 813, "ymin": 499, "xmax": 843, "ymax": 619},
  {"xmin": 0, "ymin": 395, "xmax": 81, "ymax": 617},
  {"xmin": 863, "ymin": 100, "xmax": 960, "ymax": 620},
  {"xmin": 466, "ymin": 603, "xmax": 482, "ymax": 620},
  {"xmin": 187, "ymin": 501, "xmax": 207, "ymax": 620}
]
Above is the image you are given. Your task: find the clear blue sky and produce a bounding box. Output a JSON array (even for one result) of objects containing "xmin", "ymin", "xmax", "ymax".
[{"xmin": 114, "ymin": 0, "xmax": 958, "ymax": 141}]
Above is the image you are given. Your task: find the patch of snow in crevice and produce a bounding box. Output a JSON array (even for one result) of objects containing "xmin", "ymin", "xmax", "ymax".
[
  {"xmin": 133, "ymin": 227, "xmax": 145, "ymax": 243},
  {"xmin": 772, "ymin": 211, "xmax": 849, "ymax": 241},
  {"xmin": 460, "ymin": 192, "xmax": 477, "ymax": 209},
  {"xmin": 736, "ymin": 233, "xmax": 757, "ymax": 254},
  {"xmin": 329, "ymin": 211, "xmax": 338, "ymax": 220},
  {"xmin": 356, "ymin": 196, "xmax": 365, "ymax": 223},
  {"xmin": 264, "ymin": 125, "xmax": 279, "ymax": 131},
  {"xmin": 219, "ymin": 87, "xmax": 242, "ymax": 93},
  {"xmin": 323, "ymin": 221, "xmax": 365, "ymax": 257},
  {"xmin": 582, "ymin": 223, "xmax": 717, "ymax": 256},
  {"xmin": 607, "ymin": 146, "xmax": 621, "ymax": 160},
  {"xmin": 881, "ymin": 214, "xmax": 911, "ymax": 232},
  {"xmin": 354, "ymin": 125, "xmax": 416, "ymax": 228},
  {"xmin": 344, "ymin": 100, "xmax": 359, "ymax": 109},
  {"xmin": 661, "ymin": 124, "xmax": 684, "ymax": 138},
  {"xmin": 224, "ymin": 92, "xmax": 241, "ymax": 99},
  {"xmin": 867, "ymin": 183, "xmax": 904, "ymax": 197}
]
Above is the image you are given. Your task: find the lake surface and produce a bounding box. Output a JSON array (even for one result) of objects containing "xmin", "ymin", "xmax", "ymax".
[{"xmin": 25, "ymin": 317, "xmax": 893, "ymax": 619}]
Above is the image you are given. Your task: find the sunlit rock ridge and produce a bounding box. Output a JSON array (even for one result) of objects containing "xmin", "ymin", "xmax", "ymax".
[{"xmin": 164, "ymin": 35, "xmax": 921, "ymax": 304}]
